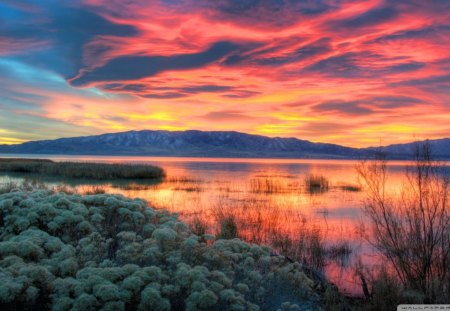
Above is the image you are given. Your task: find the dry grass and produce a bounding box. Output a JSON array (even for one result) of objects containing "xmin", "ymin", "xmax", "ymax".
[{"xmin": 249, "ymin": 177, "xmax": 284, "ymax": 193}]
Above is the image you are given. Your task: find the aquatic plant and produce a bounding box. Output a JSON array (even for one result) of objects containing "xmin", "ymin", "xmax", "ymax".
[
  {"xmin": 249, "ymin": 177, "xmax": 287, "ymax": 194},
  {"xmin": 338, "ymin": 184, "xmax": 361, "ymax": 192},
  {"xmin": 270, "ymin": 225, "xmax": 327, "ymax": 272},
  {"xmin": 0, "ymin": 190, "xmax": 325, "ymax": 310},
  {"xmin": 304, "ymin": 175, "xmax": 329, "ymax": 194},
  {"xmin": 0, "ymin": 158, "xmax": 165, "ymax": 180}
]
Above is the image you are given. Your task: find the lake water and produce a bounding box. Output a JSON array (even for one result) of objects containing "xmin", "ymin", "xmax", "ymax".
[{"xmin": 0, "ymin": 154, "xmax": 441, "ymax": 296}]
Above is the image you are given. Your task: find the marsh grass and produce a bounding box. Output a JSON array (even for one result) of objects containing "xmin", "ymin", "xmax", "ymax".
[
  {"xmin": 248, "ymin": 177, "xmax": 302, "ymax": 194},
  {"xmin": 165, "ymin": 176, "xmax": 203, "ymax": 183},
  {"xmin": 214, "ymin": 185, "xmax": 243, "ymax": 193},
  {"xmin": 305, "ymin": 175, "xmax": 329, "ymax": 194},
  {"xmin": 210, "ymin": 203, "xmax": 241, "ymax": 239},
  {"xmin": 0, "ymin": 158, "xmax": 165, "ymax": 180},
  {"xmin": 217, "ymin": 216, "xmax": 239, "ymax": 239},
  {"xmin": 254, "ymin": 174, "xmax": 296, "ymax": 179},
  {"xmin": 110, "ymin": 183, "xmax": 156, "ymax": 191},
  {"xmin": 0, "ymin": 181, "xmax": 18, "ymax": 194},
  {"xmin": 221, "ymin": 200, "xmax": 355, "ymax": 273},
  {"xmin": 249, "ymin": 177, "xmax": 284, "ymax": 193},
  {"xmin": 84, "ymin": 186, "xmax": 107, "ymax": 195},
  {"xmin": 163, "ymin": 175, "xmax": 205, "ymax": 192},
  {"xmin": 338, "ymin": 184, "xmax": 361, "ymax": 192},
  {"xmin": 173, "ymin": 186, "xmax": 203, "ymax": 192},
  {"xmin": 0, "ymin": 179, "xmax": 75, "ymax": 195},
  {"xmin": 327, "ymin": 241, "xmax": 353, "ymax": 267},
  {"xmin": 0, "ymin": 178, "xmax": 49, "ymax": 194},
  {"xmin": 190, "ymin": 216, "xmax": 208, "ymax": 237},
  {"xmin": 209, "ymin": 198, "xmax": 335, "ymax": 271}
]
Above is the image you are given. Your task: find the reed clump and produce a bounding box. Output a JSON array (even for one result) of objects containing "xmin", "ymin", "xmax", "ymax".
[
  {"xmin": 0, "ymin": 158, "xmax": 165, "ymax": 180},
  {"xmin": 305, "ymin": 175, "xmax": 329, "ymax": 194},
  {"xmin": 249, "ymin": 177, "xmax": 284, "ymax": 193},
  {"xmin": 217, "ymin": 216, "xmax": 239, "ymax": 239},
  {"xmin": 338, "ymin": 184, "xmax": 361, "ymax": 192}
]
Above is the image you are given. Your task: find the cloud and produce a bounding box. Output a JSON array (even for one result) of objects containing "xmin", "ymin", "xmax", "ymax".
[
  {"xmin": 0, "ymin": 2, "xmax": 137, "ymax": 77},
  {"xmin": 221, "ymin": 90, "xmax": 261, "ymax": 98},
  {"xmin": 388, "ymin": 62, "xmax": 424, "ymax": 72},
  {"xmin": 370, "ymin": 96, "xmax": 423, "ymax": 108},
  {"xmin": 312, "ymin": 100, "xmax": 373, "ymax": 116},
  {"xmin": 102, "ymin": 83, "xmax": 149, "ymax": 93},
  {"xmin": 199, "ymin": 110, "xmax": 253, "ymax": 121},
  {"xmin": 373, "ymin": 25, "xmax": 450, "ymax": 43},
  {"xmin": 0, "ymin": 37, "xmax": 48, "ymax": 56},
  {"xmin": 70, "ymin": 41, "xmax": 242, "ymax": 86},
  {"xmin": 180, "ymin": 85, "xmax": 234, "ymax": 93},
  {"xmin": 303, "ymin": 53, "xmax": 365, "ymax": 77},
  {"xmin": 401, "ymin": 74, "xmax": 450, "ymax": 86},
  {"xmin": 331, "ymin": 6, "xmax": 398, "ymax": 29},
  {"xmin": 141, "ymin": 92, "xmax": 186, "ymax": 99},
  {"xmin": 304, "ymin": 52, "xmax": 424, "ymax": 78},
  {"xmin": 224, "ymin": 38, "xmax": 331, "ymax": 67},
  {"xmin": 310, "ymin": 95, "xmax": 426, "ymax": 116},
  {"xmin": 1, "ymin": 0, "xmax": 450, "ymax": 146},
  {"xmin": 198, "ymin": 0, "xmax": 334, "ymax": 27},
  {"xmin": 101, "ymin": 83, "xmax": 236, "ymax": 98},
  {"xmin": 297, "ymin": 122, "xmax": 354, "ymax": 136}
]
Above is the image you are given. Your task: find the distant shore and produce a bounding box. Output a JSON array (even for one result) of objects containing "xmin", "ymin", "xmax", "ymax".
[{"xmin": 0, "ymin": 158, "xmax": 165, "ymax": 180}]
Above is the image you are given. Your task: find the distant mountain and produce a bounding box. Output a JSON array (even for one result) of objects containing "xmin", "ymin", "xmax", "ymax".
[
  {"xmin": 370, "ymin": 138, "xmax": 450, "ymax": 159},
  {"xmin": 0, "ymin": 130, "xmax": 363, "ymax": 158},
  {"xmin": 0, "ymin": 130, "xmax": 448, "ymax": 159}
]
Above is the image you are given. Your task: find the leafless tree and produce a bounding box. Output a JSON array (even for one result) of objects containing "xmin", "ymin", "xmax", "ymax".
[{"xmin": 357, "ymin": 142, "xmax": 449, "ymax": 302}]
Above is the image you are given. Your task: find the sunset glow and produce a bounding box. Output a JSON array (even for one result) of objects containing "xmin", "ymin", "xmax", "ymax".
[{"xmin": 1, "ymin": 0, "xmax": 450, "ymax": 146}]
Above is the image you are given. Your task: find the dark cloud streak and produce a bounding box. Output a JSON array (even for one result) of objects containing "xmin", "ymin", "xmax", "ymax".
[
  {"xmin": 330, "ymin": 6, "xmax": 398, "ymax": 29},
  {"xmin": 70, "ymin": 41, "xmax": 242, "ymax": 86}
]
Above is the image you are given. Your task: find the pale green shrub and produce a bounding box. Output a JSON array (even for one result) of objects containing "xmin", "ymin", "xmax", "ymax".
[{"xmin": 0, "ymin": 190, "xmax": 324, "ymax": 310}]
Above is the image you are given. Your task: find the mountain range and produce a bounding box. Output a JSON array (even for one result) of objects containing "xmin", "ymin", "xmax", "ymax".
[{"xmin": 0, "ymin": 130, "xmax": 449, "ymax": 159}]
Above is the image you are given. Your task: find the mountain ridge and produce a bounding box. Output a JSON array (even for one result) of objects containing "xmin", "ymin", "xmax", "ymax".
[{"xmin": 0, "ymin": 130, "xmax": 449, "ymax": 159}]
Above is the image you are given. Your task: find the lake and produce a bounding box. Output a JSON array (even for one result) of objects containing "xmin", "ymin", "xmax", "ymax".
[{"xmin": 0, "ymin": 154, "xmax": 441, "ymax": 296}]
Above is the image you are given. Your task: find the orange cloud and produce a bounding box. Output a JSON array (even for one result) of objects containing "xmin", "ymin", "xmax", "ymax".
[{"xmin": 0, "ymin": 0, "xmax": 449, "ymax": 147}]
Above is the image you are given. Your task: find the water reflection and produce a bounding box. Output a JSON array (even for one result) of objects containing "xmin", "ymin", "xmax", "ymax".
[{"xmin": 1, "ymin": 155, "xmax": 446, "ymax": 296}]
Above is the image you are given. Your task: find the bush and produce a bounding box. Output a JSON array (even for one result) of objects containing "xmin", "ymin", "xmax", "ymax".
[
  {"xmin": 0, "ymin": 190, "xmax": 326, "ymax": 310},
  {"xmin": 217, "ymin": 216, "xmax": 239, "ymax": 240},
  {"xmin": 357, "ymin": 142, "xmax": 449, "ymax": 303}
]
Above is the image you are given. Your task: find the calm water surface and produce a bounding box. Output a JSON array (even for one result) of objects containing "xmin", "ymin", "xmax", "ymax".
[{"xmin": 1, "ymin": 154, "xmax": 439, "ymax": 295}]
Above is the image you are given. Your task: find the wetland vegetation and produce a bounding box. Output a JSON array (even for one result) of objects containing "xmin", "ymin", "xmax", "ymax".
[
  {"xmin": 0, "ymin": 187, "xmax": 330, "ymax": 311},
  {"xmin": 0, "ymin": 159, "xmax": 165, "ymax": 181}
]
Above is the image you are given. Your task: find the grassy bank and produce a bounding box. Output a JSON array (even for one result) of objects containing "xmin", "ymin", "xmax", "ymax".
[
  {"xmin": 0, "ymin": 158, "xmax": 165, "ymax": 180},
  {"xmin": 0, "ymin": 189, "xmax": 332, "ymax": 311}
]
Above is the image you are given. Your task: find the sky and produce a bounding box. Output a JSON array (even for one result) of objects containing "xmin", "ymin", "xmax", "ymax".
[{"xmin": 0, "ymin": 0, "xmax": 450, "ymax": 147}]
